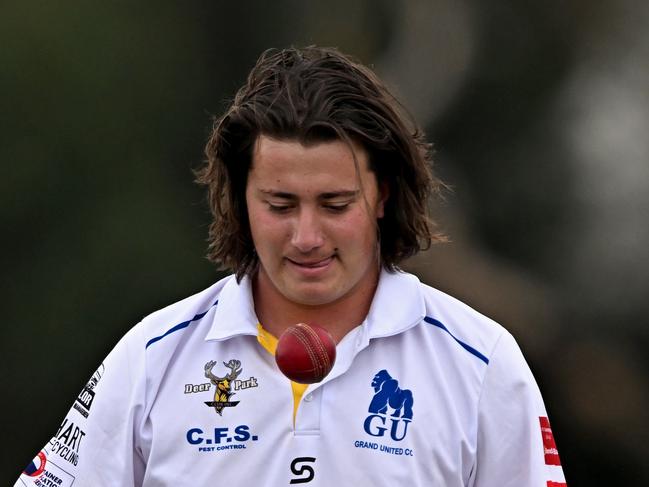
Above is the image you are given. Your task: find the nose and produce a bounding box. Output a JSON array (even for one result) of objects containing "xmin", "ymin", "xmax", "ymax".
[{"xmin": 291, "ymin": 208, "xmax": 324, "ymax": 253}]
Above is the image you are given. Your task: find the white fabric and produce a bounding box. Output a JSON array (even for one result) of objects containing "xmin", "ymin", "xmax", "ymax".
[{"xmin": 15, "ymin": 270, "xmax": 566, "ymax": 486}]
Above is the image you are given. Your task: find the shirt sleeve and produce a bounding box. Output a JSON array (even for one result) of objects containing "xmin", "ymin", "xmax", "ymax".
[
  {"xmin": 14, "ymin": 325, "xmax": 147, "ymax": 487},
  {"xmin": 470, "ymin": 331, "xmax": 567, "ymax": 487}
]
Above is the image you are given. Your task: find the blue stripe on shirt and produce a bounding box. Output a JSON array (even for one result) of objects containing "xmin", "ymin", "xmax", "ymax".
[
  {"xmin": 423, "ymin": 316, "xmax": 489, "ymax": 364},
  {"xmin": 145, "ymin": 300, "xmax": 219, "ymax": 349}
]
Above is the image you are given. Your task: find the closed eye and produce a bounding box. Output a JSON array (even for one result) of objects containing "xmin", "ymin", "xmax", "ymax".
[
  {"xmin": 267, "ymin": 202, "xmax": 294, "ymax": 213},
  {"xmin": 320, "ymin": 191, "xmax": 358, "ymax": 213},
  {"xmin": 323, "ymin": 203, "xmax": 350, "ymax": 213}
]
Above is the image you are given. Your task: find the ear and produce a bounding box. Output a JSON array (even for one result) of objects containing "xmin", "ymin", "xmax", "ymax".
[{"xmin": 376, "ymin": 181, "xmax": 390, "ymax": 219}]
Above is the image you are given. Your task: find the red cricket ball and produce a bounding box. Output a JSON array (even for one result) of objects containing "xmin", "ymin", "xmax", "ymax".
[{"xmin": 275, "ymin": 323, "xmax": 337, "ymax": 384}]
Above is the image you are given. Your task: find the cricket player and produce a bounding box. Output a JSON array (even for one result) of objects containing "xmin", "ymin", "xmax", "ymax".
[{"xmin": 15, "ymin": 46, "xmax": 567, "ymax": 486}]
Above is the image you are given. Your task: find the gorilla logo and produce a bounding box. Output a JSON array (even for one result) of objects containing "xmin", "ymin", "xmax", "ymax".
[{"xmin": 368, "ymin": 369, "xmax": 413, "ymax": 420}]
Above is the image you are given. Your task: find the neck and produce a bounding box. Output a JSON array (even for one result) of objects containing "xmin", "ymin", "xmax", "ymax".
[{"xmin": 251, "ymin": 269, "xmax": 380, "ymax": 344}]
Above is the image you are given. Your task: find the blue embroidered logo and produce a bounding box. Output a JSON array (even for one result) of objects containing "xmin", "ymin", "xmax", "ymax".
[{"xmin": 363, "ymin": 370, "xmax": 413, "ymax": 441}]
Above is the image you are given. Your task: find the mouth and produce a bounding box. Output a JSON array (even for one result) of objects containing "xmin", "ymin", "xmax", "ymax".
[{"xmin": 287, "ymin": 256, "xmax": 334, "ymax": 269}]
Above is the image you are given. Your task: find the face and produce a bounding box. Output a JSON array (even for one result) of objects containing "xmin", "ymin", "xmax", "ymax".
[{"xmin": 246, "ymin": 135, "xmax": 388, "ymax": 308}]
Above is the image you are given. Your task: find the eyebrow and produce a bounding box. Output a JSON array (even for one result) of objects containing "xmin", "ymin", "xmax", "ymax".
[{"xmin": 259, "ymin": 189, "xmax": 360, "ymax": 200}]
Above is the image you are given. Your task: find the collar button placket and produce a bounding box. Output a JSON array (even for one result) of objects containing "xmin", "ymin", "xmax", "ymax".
[{"xmin": 294, "ymin": 388, "xmax": 322, "ymax": 436}]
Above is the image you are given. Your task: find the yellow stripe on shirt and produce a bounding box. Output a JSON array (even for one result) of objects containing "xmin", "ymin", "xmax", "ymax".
[{"xmin": 256, "ymin": 323, "xmax": 308, "ymax": 425}]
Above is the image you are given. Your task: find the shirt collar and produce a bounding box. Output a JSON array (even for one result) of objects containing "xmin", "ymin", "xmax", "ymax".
[
  {"xmin": 204, "ymin": 274, "xmax": 259, "ymax": 341},
  {"xmin": 363, "ymin": 268, "xmax": 426, "ymax": 339},
  {"xmin": 204, "ymin": 269, "xmax": 425, "ymax": 342}
]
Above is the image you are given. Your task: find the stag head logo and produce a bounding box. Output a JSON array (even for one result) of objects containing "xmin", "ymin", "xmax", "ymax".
[{"xmin": 204, "ymin": 359, "xmax": 243, "ymax": 415}]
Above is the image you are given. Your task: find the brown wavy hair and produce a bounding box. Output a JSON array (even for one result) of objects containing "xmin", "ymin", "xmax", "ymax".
[{"xmin": 196, "ymin": 46, "xmax": 446, "ymax": 280}]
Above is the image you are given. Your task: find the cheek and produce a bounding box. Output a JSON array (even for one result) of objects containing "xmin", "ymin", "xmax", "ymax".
[
  {"xmin": 248, "ymin": 210, "xmax": 288, "ymax": 249},
  {"xmin": 332, "ymin": 211, "xmax": 377, "ymax": 245},
  {"xmin": 247, "ymin": 205, "xmax": 268, "ymax": 241}
]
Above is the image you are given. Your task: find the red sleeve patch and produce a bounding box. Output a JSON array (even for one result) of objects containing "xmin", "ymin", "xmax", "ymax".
[
  {"xmin": 539, "ymin": 416, "xmax": 562, "ymax": 466},
  {"xmin": 547, "ymin": 482, "xmax": 567, "ymax": 487}
]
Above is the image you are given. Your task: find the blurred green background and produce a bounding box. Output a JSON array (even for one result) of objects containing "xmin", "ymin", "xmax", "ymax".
[{"xmin": 2, "ymin": 1, "xmax": 648, "ymax": 484}]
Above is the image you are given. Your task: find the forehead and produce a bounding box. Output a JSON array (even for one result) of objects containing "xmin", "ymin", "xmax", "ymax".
[{"xmin": 250, "ymin": 135, "xmax": 370, "ymax": 179}]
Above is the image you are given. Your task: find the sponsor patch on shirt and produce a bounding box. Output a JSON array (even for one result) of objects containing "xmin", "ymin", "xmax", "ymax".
[
  {"xmin": 73, "ymin": 363, "xmax": 105, "ymax": 419},
  {"xmin": 354, "ymin": 370, "xmax": 416, "ymax": 457},
  {"xmin": 185, "ymin": 358, "xmax": 258, "ymax": 416},
  {"xmin": 22, "ymin": 450, "xmax": 76, "ymax": 486},
  {"xmin": 539, "ymin": 416, "xmax": 561, "ymax": 466},
  {"xmin": 46, "ymin": 418, "xmax": 85, "ymax": 467}
]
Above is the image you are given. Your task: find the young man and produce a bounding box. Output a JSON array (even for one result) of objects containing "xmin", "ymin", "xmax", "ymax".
[{"xmin": 16, "ymin": 47, "xmax": 567, "ymax": 486}]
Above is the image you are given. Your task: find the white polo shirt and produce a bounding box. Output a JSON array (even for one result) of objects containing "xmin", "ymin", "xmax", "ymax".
[{"xmin": 15, "ymin": 270, "xmax": 566, "ymax": 487}]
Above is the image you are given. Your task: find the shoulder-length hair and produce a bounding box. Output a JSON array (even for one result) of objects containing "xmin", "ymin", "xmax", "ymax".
[{"xmin": 196, "ymin": 46, "xmax": 446, "ymax": 280}]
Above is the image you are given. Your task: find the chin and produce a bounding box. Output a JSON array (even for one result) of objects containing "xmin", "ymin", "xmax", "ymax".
[{"xmin": 288, "ymin": 286, "xmax": 343, "ymax": 307}]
